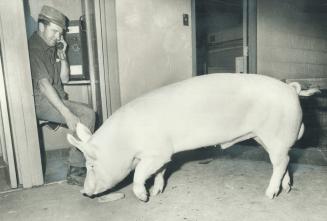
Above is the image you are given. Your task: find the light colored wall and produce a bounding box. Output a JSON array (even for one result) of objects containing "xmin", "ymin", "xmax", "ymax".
[
  {"xmin": 116, "ymin": 0, "xmax": 193, "ymax": 104},
  {"xmin": 257, "ymin": 0, "xmax": 327, "ymax": 79}
]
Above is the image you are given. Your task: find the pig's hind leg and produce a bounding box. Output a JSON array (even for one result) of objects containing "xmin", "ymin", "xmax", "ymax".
[
  {"xmin": 255, "ymin": 137, "xmax": 290, "ymax": 199},
  {"xmin": 151, "ymin": 168, "xmax": 166, "ymax": 196},
  {"xmin": 133, "ymin": 156, "xmax": 170, "ymax": 202},
  {"xmin": 281, "ymin": 169, "xmax": 291, "ymax": 193},
  {"xmin": 265, "ymin": 150, "xmax": 290, "ymax": 199}
]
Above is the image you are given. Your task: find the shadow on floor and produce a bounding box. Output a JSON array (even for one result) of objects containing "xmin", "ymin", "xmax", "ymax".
[
  {"xmin": 1, "ymin": 140, "xmax": 326, "ymax": 194},
  {"xmin": 44, "ymin": 140, "xmax": 327, "ymax": 186}
]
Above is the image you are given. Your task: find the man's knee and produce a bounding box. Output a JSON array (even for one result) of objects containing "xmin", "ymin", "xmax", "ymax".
[
  {"xmin": 80, "ymin": 106, "xmax": 96, "ymax": 132},
  {"xmin": 64, "ymin": 101, "xmax": 96, "ymax": 131}
]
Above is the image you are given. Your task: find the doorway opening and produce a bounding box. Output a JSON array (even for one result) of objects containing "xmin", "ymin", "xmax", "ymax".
[
  {"xmin": 22, "ymin": 0, "xmax": 103, "ymax": 186},
  {"xmin": 195, "ymin": 0, "xmax": 255, "ymax": 76}
]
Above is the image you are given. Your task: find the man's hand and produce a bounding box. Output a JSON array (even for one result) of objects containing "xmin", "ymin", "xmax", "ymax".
[
  {"xmin": 56, "ymin": 35, "xmax": 67, "ymax": 60},
  {"xmin": 62, "ymin": 109, "xmax": 80, "ymax": 131}
]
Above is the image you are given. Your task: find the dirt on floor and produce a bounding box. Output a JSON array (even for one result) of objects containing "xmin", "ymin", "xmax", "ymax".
[{"xmin": 0, "ymin": 156, "xmax": 326, "ymax": 221}]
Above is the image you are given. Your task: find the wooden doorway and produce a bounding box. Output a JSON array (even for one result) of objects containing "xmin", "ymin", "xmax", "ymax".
[
  {"xmin": 194, "ymin": 0, "xmax": 257, "ymax": 75},
  {"xmin": 0, "ymin": 0, "xmax": 43, "ymax": 189}
]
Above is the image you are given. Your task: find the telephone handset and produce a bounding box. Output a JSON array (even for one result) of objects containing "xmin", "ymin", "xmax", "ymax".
[{"xmin": 56, "ymin": 42, "xmax": 64, "ymax": 50}]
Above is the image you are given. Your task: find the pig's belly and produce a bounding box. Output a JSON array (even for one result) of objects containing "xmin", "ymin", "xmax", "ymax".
[{"xmin": 167, "ymin": 111, "xmax": 260, "ymax": 152}]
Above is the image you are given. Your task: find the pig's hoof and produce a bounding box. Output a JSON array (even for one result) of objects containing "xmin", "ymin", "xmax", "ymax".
[
  {"xmin": 151, "ymin": 178, "xmax": 164, "ymax": 196},
  {"xmin": 265, "ymin": 187, "xmax": 279, "ymax": 199},
  {"xmin": 151, "ymin": 184, "xmax": 163, "ymax": 196},
  {"xmin": 282, "ymin": 173, "xmax": 291, "ymax": 193},
  {"xmin": 282, "ymin": 183, "xmax": 291, "ymax": 193},
  {"xmin": 133, "ymin": 184, "xmax": 148, "ymax": 202},
  {"xmin": 136, "ymin": 192, "xmax": 148, "ymax": 202}
]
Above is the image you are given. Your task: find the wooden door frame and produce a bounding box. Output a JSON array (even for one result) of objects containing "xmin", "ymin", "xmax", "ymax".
[
  {"xmin": 191, "ymin": 0, "xmax": 197, "ymax": 76},
  {"xmin": 192, "ymin": 0, "xmax": 257, "ymax": 75},
  {"xmin": 0, "ymin": 0, "xmax": 43, "ymax": 188},
  {"xmin": 94, "ymin": 0, "xmax": 121, "ymax": 121},
  {"xmin": 0, "ymin": 0, "xmax": 124, "ymax": 189},
  {"xmin": 248, "ymin": 0, "xmax": 257, "ymax": 74},
  {"xmin": 244, "ymin": 0, "xmax": 257, "ymax": 74},
  {"xmin": 0, "ymin": 42, "xmax": 17, "ymax": 188}
]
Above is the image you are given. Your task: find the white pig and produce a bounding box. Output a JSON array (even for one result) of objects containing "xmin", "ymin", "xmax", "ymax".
[{"xmin": 67, "ymin": 73, "xmax": 319, "ymax": 201}]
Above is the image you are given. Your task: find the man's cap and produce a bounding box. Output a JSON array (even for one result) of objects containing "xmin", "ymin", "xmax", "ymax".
[{"xmin": 38, "ymin": 5, "xmax": 68, "ymax": 30}]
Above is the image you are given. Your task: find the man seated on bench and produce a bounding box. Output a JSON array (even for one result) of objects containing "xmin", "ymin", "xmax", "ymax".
[{"xmin": 28, "ymin": 5, "xmax": 96, "ymax": 186}]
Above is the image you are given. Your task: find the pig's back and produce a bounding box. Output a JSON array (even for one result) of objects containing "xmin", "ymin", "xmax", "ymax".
[
  {"xmin": 95, "ymin": 73, "xmax": 299, "ymax": 151},
  {"xmin": 123, "ymin": 73, "xmax": 295, "ymax": 114}
]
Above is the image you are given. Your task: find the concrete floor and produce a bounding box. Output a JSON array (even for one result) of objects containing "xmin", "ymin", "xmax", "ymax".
[{"xmin": 0, "ymin": 148, "xmax": 326, "ymax": 221}]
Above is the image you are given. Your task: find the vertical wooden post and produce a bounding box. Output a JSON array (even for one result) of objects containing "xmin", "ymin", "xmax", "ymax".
[
  {"xmin": 248, "ymin": 0, "xmax": 257, "ymax": 74},
  {"xmin": 191, "ymin": 0, "xmax": 197, "ymax": 76},
  {"xmin": 0, "ymin": 0, "xmax": 43, "ymax": 187},
  {"xmin": 95, "ymin": 0, "xmax": 121, "ymax": 119},
  {"xmin": 243, "ymin": 0, "xmax": 249, "ymax": 73},
  {"xmin": 0, "ymin": 45, "xmax": 17, "ymax": 188}
]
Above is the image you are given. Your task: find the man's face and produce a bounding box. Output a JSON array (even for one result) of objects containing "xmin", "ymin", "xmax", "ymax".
[{"xmin": 39, "ymin": 22, "xmax": 63, "ymax": 47}]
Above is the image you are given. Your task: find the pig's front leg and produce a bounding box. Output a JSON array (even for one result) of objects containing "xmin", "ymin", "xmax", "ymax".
[
  {"xmin": 151, "ymin": 168, "xmax": 166, "ymax": 196},
  {"xmin": 133, "ymin": 156, "xmax": 169, "ymax": 202}
]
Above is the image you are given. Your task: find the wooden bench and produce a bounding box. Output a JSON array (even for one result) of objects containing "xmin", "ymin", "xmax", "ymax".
[{"xmin": 38, "ymin": 120, "xmax": 61, "ymax": 131}]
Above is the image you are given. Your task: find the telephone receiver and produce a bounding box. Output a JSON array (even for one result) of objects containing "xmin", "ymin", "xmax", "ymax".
[{"xmin": 56, "ymin": 42, "xmax": 64, "ymax": 50}]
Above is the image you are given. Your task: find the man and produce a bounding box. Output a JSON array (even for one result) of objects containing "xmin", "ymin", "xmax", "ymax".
[{"xmin": 28, "ymin": 5, "xmax": 96, "ymax": 186}]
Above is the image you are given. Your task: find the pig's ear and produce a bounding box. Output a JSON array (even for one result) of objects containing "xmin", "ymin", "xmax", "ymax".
[
  {"xmin": 67, "ymin": 134, "xmax": 97, "ymax": 159},
  {"xmin": 76, "ymin": 122, "xmax": 92, "ymax": 142}
]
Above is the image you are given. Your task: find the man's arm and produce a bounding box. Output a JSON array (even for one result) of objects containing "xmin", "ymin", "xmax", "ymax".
[
  {"xmin": 57, "ymin": 35, "xmax": 70, "ymax": 83},
  {"xmin": 39, "ymin": 78, "xmax": 79, "ymax": 130},
  {"xmin": 59, "ymin": 59, "xmax": 69, "ymax": 83}
]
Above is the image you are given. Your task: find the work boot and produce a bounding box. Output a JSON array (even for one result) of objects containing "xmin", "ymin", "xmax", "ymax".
[{"xmin": 66, "ymin": 166, "xmax": 86, "ymax": 186}]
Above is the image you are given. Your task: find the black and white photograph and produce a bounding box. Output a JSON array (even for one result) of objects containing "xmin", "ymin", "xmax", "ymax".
[{"xmin": 0, "ymin": 0, "xmax": 326, "ymax": 220}]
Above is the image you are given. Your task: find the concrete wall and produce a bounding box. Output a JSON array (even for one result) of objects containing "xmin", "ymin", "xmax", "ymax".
[
  {"xmin": 116, "ymin": 0, "xmax": 193, "ymax": 104},
  {"xmin": 257, "ymin": 0, "xmax": 327, "ymax": 79}
]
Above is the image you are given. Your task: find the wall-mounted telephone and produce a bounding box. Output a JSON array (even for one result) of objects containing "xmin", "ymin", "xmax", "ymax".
[{"xmin": 66, "ymin": 16, "xmax": 89, "ymax": 81}]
